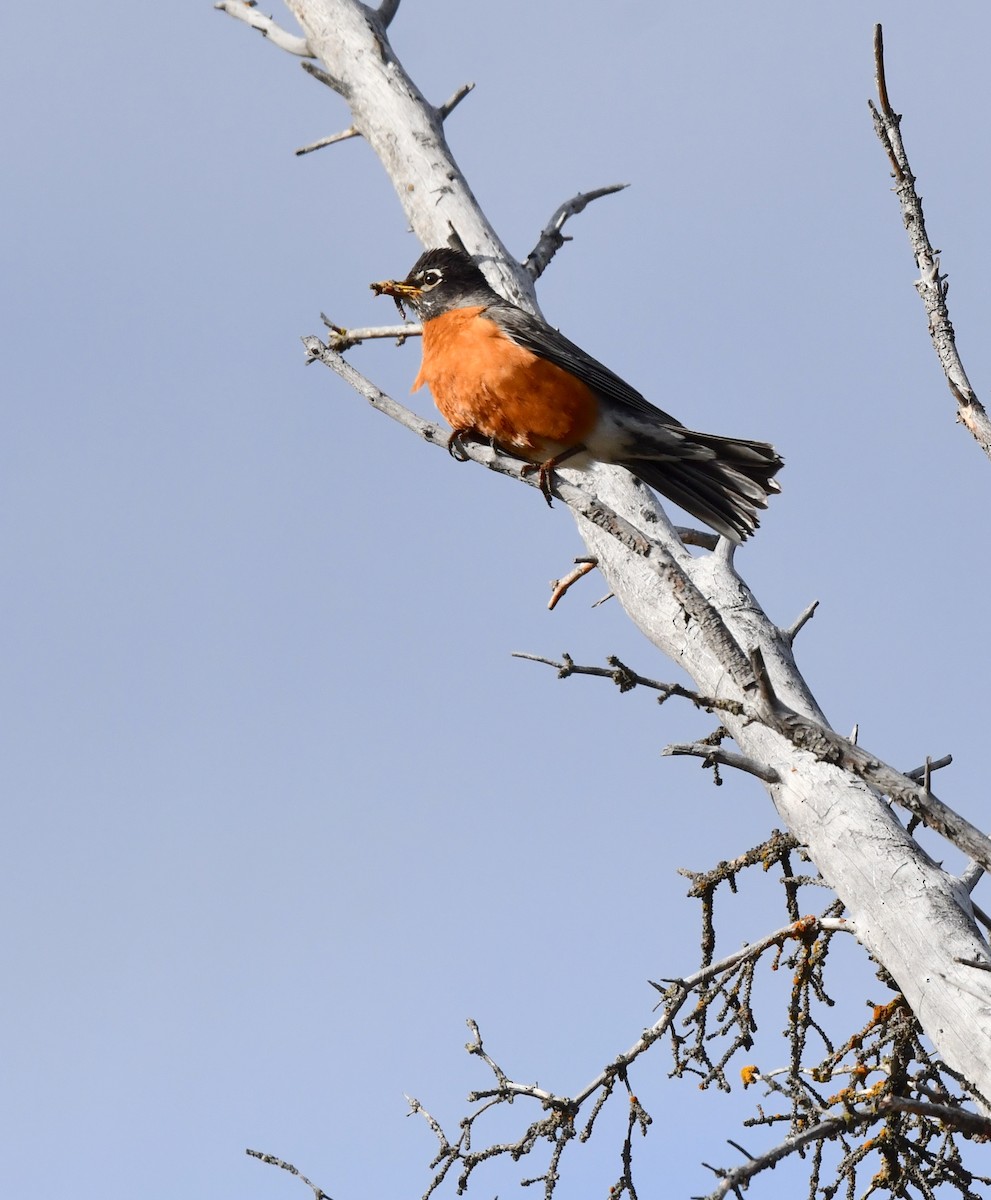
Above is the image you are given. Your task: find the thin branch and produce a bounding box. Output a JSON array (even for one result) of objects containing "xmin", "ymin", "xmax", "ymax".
[
  {"xmin": 437, "ymin": 82, "xmax": 475, "ymax": 121},
  {"xmin": 676, "ymin": 526, "xmax": 719, "ymax": 551},
  {"xmin": 408, "ymin": 915, "xmax": 854, "ymax": 1192},
  {"xmin": 214, "ymin": 1, "xmax": 313, "ymax": 57},
  {"xmin": 246, "ymin": 1150, "xmax": 333, "ymax": 1200},
  {"xmin": 582, "ymin": 917, "xmax": 851, "ymax": 1108},
  {"xmin": 698, "ymin": 1112, "xmax": 873, "ymax": 1200},
  {"xmin": 782, "ymin": 598, "xmax": 819, "ymax": 645},
  {"xmin": 960, "ymin": 858, "xmax": 986, "ymax": 895},
  {"xmin": 663, "ymin": 742, "xmax": 780, "ymax": 785},
  {"xmin": 904, "ymin": 754, "xmax": 952, "ymax": 783},
  {"xmin": 876, "ymin": 1095, "xmax": 991, "ymax": 1139},
  {"xmin": 510, "ymin": 652, "xmax": 747, "ymax": 715},
  {"xmin": 524, "ymin": 184, "xmax": 630, "ymax": 280},
  {"xmin": 377, "ymin": 0, "xmax": 401, "ymax": 27},
  {"xmin": 301, "ymin": 58, "xmax": 346, "ymax": 97},
  {"xmin": 296, "ymin": 126, "xmax": 360, "ymax": 156},
  {"xmin": 547, "ymin": 558, "xmax": 597, "ymax": 611},
  {"xmin": 319, "ymin": 316, "xmax": 419, "ymax": 350},
  {"xmin": 869, "ymin": 23, "xmax": 991, "ymax": 459}
]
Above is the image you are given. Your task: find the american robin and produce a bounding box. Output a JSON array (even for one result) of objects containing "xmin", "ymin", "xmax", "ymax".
[{"xmin": 371, "ymin": 247, "xmax": 782, "ymax": 542}]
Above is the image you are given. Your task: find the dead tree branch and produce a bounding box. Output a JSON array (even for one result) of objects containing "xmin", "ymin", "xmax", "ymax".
[
  {"xmin": 214, "ymin": 1, "xmax": 313, "ymax": 57},
  {"xmin": 246, "ymin": 1150, "xmax": 333, "ymax": 1200},
  {"xmin": 295, "ymin": 126, "xmax": 360, "ymax": 156},
  {"xmin": 869, "ymin": 23, "xmax": 991, "ymax": 458},
  {"xmin": 524, "ymin": 184, "xmax": 630, "ymax": 280}
]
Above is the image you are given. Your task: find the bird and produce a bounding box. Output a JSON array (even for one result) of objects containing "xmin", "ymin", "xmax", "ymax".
[{"xmin": 371, "ymin": 247, "xmax": 782, "ymax": 542}]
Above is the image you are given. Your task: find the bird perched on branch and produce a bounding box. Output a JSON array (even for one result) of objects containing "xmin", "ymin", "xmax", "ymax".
[{"xmin": 372, "ymin": 247, "xmax": 782, "ymax": 542}]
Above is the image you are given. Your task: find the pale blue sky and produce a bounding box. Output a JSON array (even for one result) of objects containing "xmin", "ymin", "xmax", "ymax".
[{"xmin": 4, "ymin": 4, "xmax": 991, "ymax": 1198}]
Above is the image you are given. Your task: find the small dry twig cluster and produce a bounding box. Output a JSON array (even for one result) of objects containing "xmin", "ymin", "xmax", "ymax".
[{"xmin": 399, "ymin": 829, "xmax": 989, "ymax": 1200}]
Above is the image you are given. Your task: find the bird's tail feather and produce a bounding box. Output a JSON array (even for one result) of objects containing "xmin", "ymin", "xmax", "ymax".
[{"xmin": 620, "ymin": 430, "xmax": 783, "ymax": 543}]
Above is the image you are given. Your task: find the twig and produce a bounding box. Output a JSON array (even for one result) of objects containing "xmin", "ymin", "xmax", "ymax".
[
  {"xmin": 869, "ymin": 24, "xmax": 991, "ymax": 459},
  {"xmin": 580, "ymin": 917, "xmax": 850, "ymax": 1108},
  {"xmin": 408, "ymin": 916, "xmax": 853, "ymax": 1199},
  {"xmin": 663, "ymin": 742, "xmax": 780, "ymax": 785},
  {"xmin": 676, "ymin": 527, "xmax": 719, "ymax": 551},
  {"xmin": 378, "ymin": 0, "xmax": 401, "ymax": 26},
  {"xmin": 782, "ymin": 599, "xmax": 819, "ymax": 645},
  {"xmin": 296, "ymin": 126, "xmax": 360, "ymax": 156},
  {"xmin": 698, "ymin": 1112, "xmax": 872, "ymax": 1200},
  {"xmin": 301, "ymin": 59, "xmax": 345, "ymax": 96},
  {"xmin": 318, "ymin": 316, "xmax": 420, "ymax": 350},
  {"xmin": 246, "ymin": 1150, "xmax": 332, "ymax": 1200},
  {"xmin": 510, "ymin": 652, "xmax": 746, "ymax": 714},
  {"xmin": 437, "ymin": 82, "xmax": 475, "ymax": 121},
  {"xmin": 876, "ymin": 1095, "xmax": 991, "ymax": 1138},
  {"xmin": 214, "ymin": 1, "xmax": 313, "ymax": 57},
  {"xmin": 904, "ymin": 754, "xmax": 952, "ymax": 783},
  {"xmin": 547, "ymin": 558, "xmax": 597, "ymax": 610},
  {"xmin": 524, "ymin": 184, "xmax": 630, "ymax": 280}
]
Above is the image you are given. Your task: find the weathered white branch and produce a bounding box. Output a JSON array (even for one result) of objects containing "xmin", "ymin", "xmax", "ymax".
[
  {"xmin": 782, "ymin": 598, "xmax": 818, "ymax": 644},
  {"xmin": 318, "ymin": 317, "xmax": 419, "ymax": 349},
  {"xmin": 870, "ymin": 24, "xmax": 991, "ymax": 459},
  {"xmin": 437, "ymin": 81, "xmax": 474, "ymax": 121},
  {"xmin": 214, "ymin": 1, "xmax": 313, "ymax": 57},
  {"xmin": 663, "ymin": 742, "xmax": 780, "ymax": 784},
  {"xmin": 295, "ymin": 125, "xmax": 359, "ymax": 156}
]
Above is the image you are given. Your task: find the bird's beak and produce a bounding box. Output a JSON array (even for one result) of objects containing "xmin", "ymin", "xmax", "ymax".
[{"xmin": 370, "ymin": 276, "xmax": 420, "ymax": 319}]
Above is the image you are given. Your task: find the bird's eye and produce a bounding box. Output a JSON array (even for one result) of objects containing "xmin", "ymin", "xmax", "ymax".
[{"xmin": 421, "ymin": 269, "xmax": 443, "ymax": 288}]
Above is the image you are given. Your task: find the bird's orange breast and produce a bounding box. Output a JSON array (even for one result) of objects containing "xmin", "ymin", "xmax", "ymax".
[{"xmin": 413, "ymin": 307, "xmax": 599, "ymax": 458}]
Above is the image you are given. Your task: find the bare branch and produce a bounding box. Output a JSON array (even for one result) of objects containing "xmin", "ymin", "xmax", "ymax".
[
  {"xmin": 547, "ymin": 558, "xmax": 597, "ymax": 611},
  {"xmin": 699, "ymin": 1112, "xmax": 872, "ymax": 1200},
  {"xmin": 301, "ymin": 58, "xmax": 346, "ymax": 97},
  {"xmin": 877, "ymin": 1095, "xmax": 991, "ymax": 1138},
  {"xmin": 904, "ymin": 753, "xmax": 952, "ymax": 783},
  {"xmin": 663, "ymin": 742, "xmax": 780, "ymax": 785},
  {"xmin": 869, "ymin": 23, "xmax": 991, "ymax": 459},
  {"xmin": 782, "ymin": 598, "xmax": 818, "ymax": 645},
  {"xmin": 214, "ymin": 1, "xmax": 313, "ymax": 57},
  {"xmin": 675, "ymin": 526, "xmax": 719, "ymax": 551},
  {"xmin": 511, "ymin": 652, "xmax": 747, "ymax": 714},
  {"xmin": 524, "ymin": 184, "xmax": 630, "ymax": 280},
  {"xmin": 318, "ymin": 316, "xmax": 419, "ymax": 350},
  {"xmin": 584, "ymin": 917, "xmax": 851, "ymax": 1107},
  {"xmin": 377, "ymin": 0, "xmax": 401, "ymax": 26},
  {"xmin": 295, "ymin": 126, "xmax": 360, "ymax": 156},
  {"xmin": 246, "ymin": 1150, "xmax": 332, "ymax": 1200},
  {"xmin": 437, "ymin": 82, "xmax": 474, "ymax": 121}
]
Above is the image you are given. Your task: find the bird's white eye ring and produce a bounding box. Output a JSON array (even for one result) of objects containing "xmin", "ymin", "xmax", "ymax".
[{"xmin": 420, "ymin": 269, "xmax": 443, "ymax": 287}]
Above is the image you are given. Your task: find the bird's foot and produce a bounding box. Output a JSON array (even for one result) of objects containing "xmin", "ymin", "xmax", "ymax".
[
  {"xmin": 446, "ymin": 428, "xmax": 481, "ymax": 462},
  {"xmin": 521, "ymin": 445, "xmax": 587, "ymax": 508},
  {"xmin": 520, "ymin": 461, "xmax": 556, "ymax": 507}
]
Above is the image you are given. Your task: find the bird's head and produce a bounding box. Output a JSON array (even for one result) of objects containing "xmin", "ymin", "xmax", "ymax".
[{"xmin": 371, "ymin": 247, "xmax": 494, "ymax": 320}]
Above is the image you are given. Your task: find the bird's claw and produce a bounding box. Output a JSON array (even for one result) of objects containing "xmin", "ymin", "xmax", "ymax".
[
  {"xmin": 521, "ymin": 461, "xmax": 556, "ymax": 507},
  {"xmin": 447, "ymin": 429, "xmax": 476, "ymax": 462}
]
